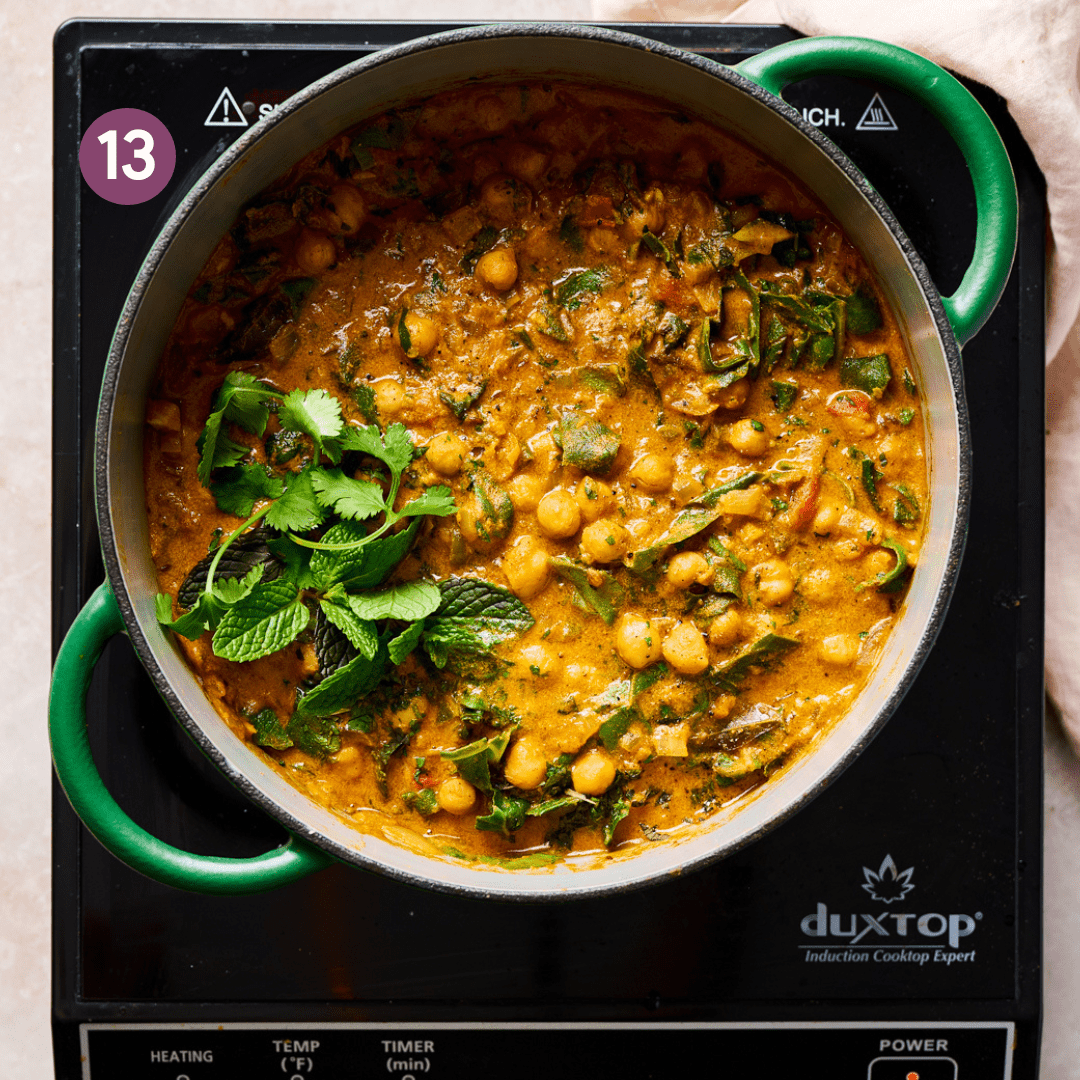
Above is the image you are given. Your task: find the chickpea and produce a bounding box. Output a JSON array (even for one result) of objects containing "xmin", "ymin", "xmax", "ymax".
[
  {"xmin": 480, "ymin": 173, "xmax": 531, "ymax": 221},
  {"xmin": 717, "ymin": 377, "xmax": 751, "ymax": 411},
  {"xmin": 615, "ymin": 613, "xmax": 664, "ymax": 669},
  {"xmin": 474, "ymin": 93, "xmax": 510, "ymax": 133},
  {"xmin": 537, "ymin": 489, "xmax": 582, "ymax": 540},
  {"xmin": 818, "ymin": 633, "xmax": 861, "ymax": 667},
  {"xmin": 716, "ymin": 486, "xmax": 768, "ymax": 518},
  {"xmin": 402, "ymin": 312, "xmax": 439, "ymax": 358},
  {"xmin": 833, "ymin": 538, "xmax": 865, "ymax": 562},
  {"xmin": 437, "ymin": 777, "xmax": 477, "ymax": 815},
  {"xmin": 727, "ymin": 418, "xmax": 770, "ymax": 457},
  {"xmin": 571, "ymin": 748, "xmax": 617, "ymax": 796},
  {"xmin": 505, "ymin": 143, "xmax": 549, "ymax": 184},
  {"xmin": 507, "ymin": 472, "xmax": 546, "ymax": 512},
  {"xmin": 587, "ymin": 227, "xmax": 621, "ymax": 254},
  {"xmin": 333, "ymin": 745, "xmax": 359, "ymax": 766},
  {"xmin": 294, "ymin": 229, "xmax": 335, "ymax": 274},
  {"xmin": 581, "ymin": 520, "xmax": 630, "ymax": 563},
  {"xmin": 864, "ymin": 548, "xmax": 896, "ymax": 577},
  {"xmin": 628, "ymin": 453, "xmax": 675, "ymax": 493},
  {"xmin": 812, "ymin": 501, "xmax": 843, "ymax": 535},
  {"xmin": 503, "ymin": 736, "xmax": 547, "ymax": 790},
  {"xmin": 800, "ymin": 567, "xmax": 838, "ymax": 602},
  {"xmin": 754, "ymin": 558, "xmax": 795, "ymax": 606},
  {"xmin": 329, "ymin": 183, "xmax": 366, "ymax": 232},
  {"xmin": 666, "ymin": 550, "xmax": 711, "ymax": 589},
  {"xmin": 503, "ymin": 535, "xmax": 550, "ymax": 600},
  {"xmin": 575, "ymin": 477, "xmax": 616, "ymax": 522},
  {"xmin": 662, "ymin": 621, "xmax": 710, "ymax": 676},
  {"xmin": 426, "ymin": 431, "xmax": 466, "ymax": 476},
  {"xmin": 374, "ymin": 379, "xmax": 405, "ymax": 416},
  {"xmin": 708, "ymin": 608, "xmax": 743, "ymax": 647},
  {"xmin": 475, "ymin": 247, "xmax": 518, "ymax": 291}
]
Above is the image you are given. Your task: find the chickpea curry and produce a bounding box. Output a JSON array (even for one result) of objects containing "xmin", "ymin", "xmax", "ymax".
[{"xmin": 146, "ymin": 82, "xmax": 926, "ymax": 867}]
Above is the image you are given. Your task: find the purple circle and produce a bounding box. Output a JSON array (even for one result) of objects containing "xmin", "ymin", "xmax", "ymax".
[{"xmin": 79, "ymin": 108, "xmax": 176, "ymax": 206}]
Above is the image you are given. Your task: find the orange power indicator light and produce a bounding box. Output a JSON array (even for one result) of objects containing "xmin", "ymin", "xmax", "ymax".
[{"xmin": 906, "ymin": 1073, "xmax": 920, "ymax": 1080}]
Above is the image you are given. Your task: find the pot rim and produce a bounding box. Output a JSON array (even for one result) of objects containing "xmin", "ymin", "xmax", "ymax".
[{"xmin": 96, "ymin": 22, "xmax": 971, "ymax": 900}]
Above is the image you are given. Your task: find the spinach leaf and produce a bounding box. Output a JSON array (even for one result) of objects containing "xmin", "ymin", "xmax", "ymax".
[
  {"xmin": 441, "ymin": 731, "xmax": 511, "ymax": 792},
  {"xmin": 476, "ymin": 790, "xmax": 529, "ymax": 838},
  {"xmin": 893, "ymin": 483, "xmax": 921, "ymax": 527},
  {"xmin": 286, "ymin": 714, "xmax": 341, "ymax": 758},
  {"xmin": 439, "ymin": 380, "xmax": 486, "ymax": 420},
  {"xmin": 462, "ymin": 226, "xmax": 499, "ymax": 274},
  {"xmin": 549, "ymin": 557, "xmax": 625, "ymax": 625},
  {"xmin": 251, "ymin": 707, "xmax": 293, "ymax": 750},
  {"xmin": 629, "ymin": 471, "xmax": 761, "ymax": 574},
  {"xmin": 769, "ymin": 380, "xmax": 798, "ymax": 412},
  {"xmin": 845, "ymin": 289, "xmax": 883, "ymax": 334},
  {"xmin": 861, "ymin": 458, "xmax": 884, "ymax": 513},
  {"xmin": 559, "ymin": 214, "xmax": 584, "ymax": 252},
  {"xmin": 641, "ymin": 230, "xmax": 680, "ymax": 275},
  {"xmin": 556, "ymin": 412, "xmax": 621, "ymax": 474},
  {"xmin": 599, "ymin": 706, "xmax": 641, "ymax": 751},
  {"xmin": 840, "ymin": 353, "xmax": 892, "ymax": 399},
  {"xmin": 555, "ymin": 267, "xmax": 609, "ymax": 309},
  {"xmin": 710, "ymin": 633, "xmax": 799, "ymax": 694}
]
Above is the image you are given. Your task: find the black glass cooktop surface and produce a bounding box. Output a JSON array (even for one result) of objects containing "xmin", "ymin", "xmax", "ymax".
[{"xmin": 52, "ymin": 20, "xmax": 1043, "ymax": 1079}]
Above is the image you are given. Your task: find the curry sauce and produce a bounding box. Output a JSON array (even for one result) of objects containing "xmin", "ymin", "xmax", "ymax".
[{"xmin": 145, "ymin": 82, "xmax": 926, "ymax": 866}]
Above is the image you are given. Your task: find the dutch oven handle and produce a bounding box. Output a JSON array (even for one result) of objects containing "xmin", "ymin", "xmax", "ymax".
[
  {"xmin": 49, "ymin": 580, "xmax": 334, "ymax": 893},
  {"xmin": 736, "ymin": 36, "xmax": 1018, "ymax": 348}
]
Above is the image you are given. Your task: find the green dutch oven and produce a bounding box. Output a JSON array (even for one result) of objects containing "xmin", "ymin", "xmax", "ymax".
[{"xmin": 50, "ymin": 27, "xmax": 1018, "ymax": 898}]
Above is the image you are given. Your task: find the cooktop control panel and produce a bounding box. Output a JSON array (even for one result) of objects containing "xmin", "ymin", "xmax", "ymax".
[{"xmin": 81, "ymin": 1022, "xmax": 1010, "ymax": 1078}]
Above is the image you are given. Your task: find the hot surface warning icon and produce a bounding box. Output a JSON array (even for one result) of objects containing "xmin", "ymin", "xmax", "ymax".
[
  {"xmin": 205, "ymin": 87, "xmax": 248, "ymax": 128},
  {"xmin": 856, "ymin": 92, "xmax": 898, "ymax": 132}
]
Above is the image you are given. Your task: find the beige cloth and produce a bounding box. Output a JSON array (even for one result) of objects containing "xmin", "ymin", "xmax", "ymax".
[{"xmin": 593, "ymin": 0, "xmax": 1080, "ymax": 753}]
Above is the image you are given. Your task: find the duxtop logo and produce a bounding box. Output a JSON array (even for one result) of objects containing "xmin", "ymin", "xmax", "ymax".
[
  {"xmin": 861, "ymin": 854, "xmax": 915, "ymax": 904},
  {"xmin": 799, "ymin": 854, "xmax": 981, "ymax": 966}
]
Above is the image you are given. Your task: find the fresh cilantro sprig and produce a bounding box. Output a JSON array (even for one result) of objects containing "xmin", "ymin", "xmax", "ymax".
[{"xmin": 158, "ymin": 375, "xmax": 537, "ymax": 754}]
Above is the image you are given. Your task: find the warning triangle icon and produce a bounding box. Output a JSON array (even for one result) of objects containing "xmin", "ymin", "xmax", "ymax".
[
  {"xmin": 855, "ymin": 92, "xmax": 898, "ymax": 132},
  {"xmin": 205, "ymin": 86, "xmax": 249, "ymax": 128}
]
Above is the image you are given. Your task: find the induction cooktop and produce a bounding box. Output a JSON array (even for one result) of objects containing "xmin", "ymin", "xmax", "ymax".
[{"xmin": 52, "ymin": 19, "xmax": 1044, "ymax": 1079}]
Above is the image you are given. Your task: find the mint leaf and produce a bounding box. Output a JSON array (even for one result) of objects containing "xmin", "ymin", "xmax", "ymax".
[
  {"xmin": 293, "ymin": 644, "xmax": 389, "ymax": 718},
  {"xmin": 309, "ymin": 467, "xmax": 387, "ymax": 521},
  {"xmin": 319, "ymin": 593, "xmax": 379, "ymax": 659},
  {"xmin": 264, "ymin": 469, "xmax": 325, "ymax": 533},
  {"xmin": 388, "ymin": 619, "xmax": 426, "ymax": 664},
  {"xmin": 177, "ymin": 528, "xmax": 283, "ymax": 609},
  {"xmin": 309, "ymin": 518, "xmax": 420, "ymax": 590},
  {"xmin": 396, "ymin": 485, "xmax": 456, "ymax": 519},
  {"xmin": 211, "ymin": 463, "xmax": 285, "ymax": 517},
  {"xmin": 347, "ymin": 580, "xmax": 441, "ymax": 622},
  {"xmin": 277, "ymin": 389, "xmax": 344, "ymax": 455},
  {"xmin": 431, "ymin": 577, "xmax": 534, "ymax": 637},
  {"xmin": 211, "ymin": 581, "xmax": 309, "ymax": 662}
]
